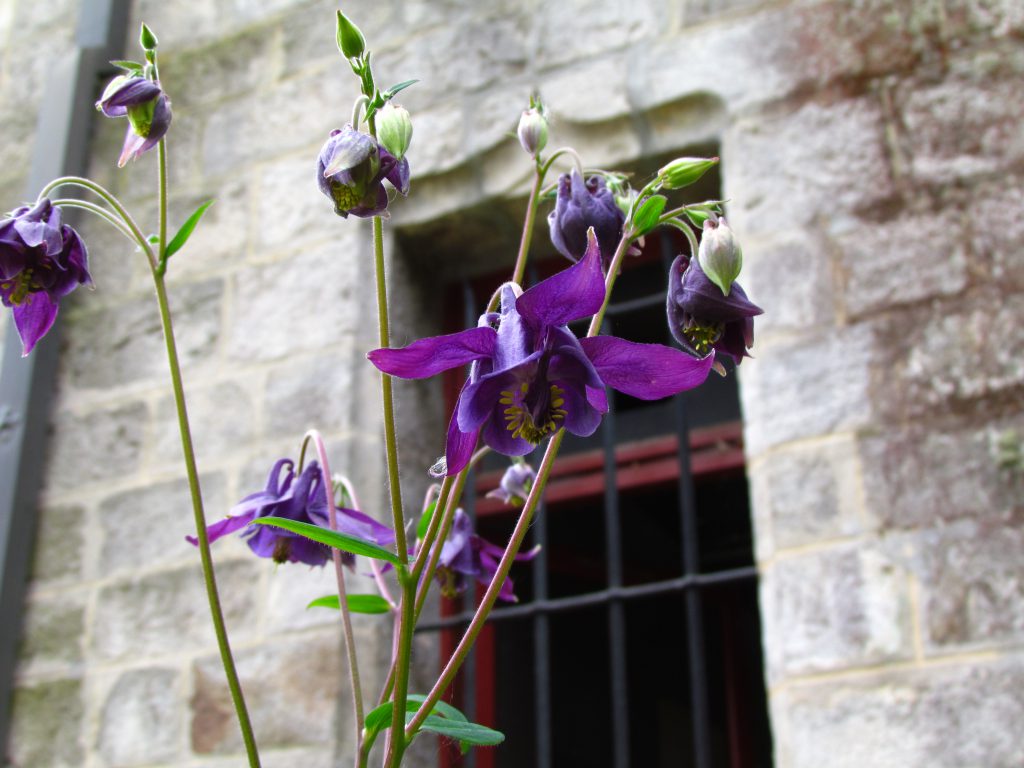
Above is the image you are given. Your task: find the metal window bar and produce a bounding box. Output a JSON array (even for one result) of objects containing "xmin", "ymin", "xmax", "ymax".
[{"xmin": 418, "ymin": 239, "xmax": 759, "ymax": 768}]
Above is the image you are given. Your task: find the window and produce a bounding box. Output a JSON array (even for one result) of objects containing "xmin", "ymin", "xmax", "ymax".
[{"xmin": 406, "ymin": 151, "xmax": 772, "ymax": 768}]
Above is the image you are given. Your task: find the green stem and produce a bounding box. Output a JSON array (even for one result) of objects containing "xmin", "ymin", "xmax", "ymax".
[
  {"xmin": 486, "ymin": 164, "xmax": 545, "ymax": 313},
  {"xmin": 156, "ymin": 140, "xmax": 169, "ymax": 275},
  {"xmin": 50, "ymin": 199, "xmax": 134, "ymax": 241}
]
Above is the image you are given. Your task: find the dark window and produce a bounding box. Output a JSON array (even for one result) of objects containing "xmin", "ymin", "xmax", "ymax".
[{"xmin": 408, "ymin": 151, "xmax": 772, "ymax": 768}]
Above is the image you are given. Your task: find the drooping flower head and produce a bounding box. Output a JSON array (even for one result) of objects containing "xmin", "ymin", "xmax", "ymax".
[
  {"xmin": 369, "ymin": 230, "xmax": 716, "ymax": 475},
  {"xmin": 317, "ymin": 124, "xmax": 410, "ymax": 218},
  {"xmin": 437, "ymin": 508, "xmax": 537, "ymax": 602},
  {"xmin": 0, "ymin": 199, "xmax": 91, "ymax": 355},
  {"xmin": 96, "ymin": 75, "xmax": 172, "ymax": 167},
  {"xmin": 667, "ymin": 251, "xmax": 762, "ymax": 365},
  {"xmin": 548, "ymin": 169, "xmax": 625, "ymax": 264},
  {"xmin": 485, "ymin": 461, "xmax": 536, "ymax": 507},
  {"xmin": 189, "ymin": 459, "xmax": 395, "ymax": 567}
]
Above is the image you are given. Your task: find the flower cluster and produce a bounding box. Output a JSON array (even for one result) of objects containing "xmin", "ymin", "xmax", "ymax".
[
  {"xmin": 317, "ymin": 125, "xmax": 410, "ymax": 218},
  {"xmin": 548, "ymin": 170, "xmax": 624, "ymax": 264},
  {"xmin": 0, "ymin": 199, "xmax": 91, "ymax": 355},
  {"xmin": 436, "ymin": 508, "xmax": 537, "ymax": 602},
  {"xmin": 96, "ymin": 75, "xmax": 172, "ymax": 167}
]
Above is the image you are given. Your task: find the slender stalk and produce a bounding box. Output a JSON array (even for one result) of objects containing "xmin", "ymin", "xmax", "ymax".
[
  {"xmin": 50, "ymin": 199, "xmax": 134, "ymax": 240},
  {"xmin": 307, "ymin": 430, "xmax": 364, "ymax": 764},
  {"xmin": 486, "ymin": 164, "xmax": 545, "ymax": 313},
  {"xmin": 155, "ymin": 140, "xmax": 169, "ymax": 275},
  {"xmin": 150, "ymin": 138, "xmax": 260, "ymax": 767}
]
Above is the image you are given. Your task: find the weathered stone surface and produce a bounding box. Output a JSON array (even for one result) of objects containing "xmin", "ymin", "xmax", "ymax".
[
  {"xmin": 96, "ymin": 667, "xmax": 182, "ymax": 766},
  {"xmin": 761, "ymin": 544, "xmax": 912, "ymax": 680},
  {"xmin": 831, "ymin": 209, "xmax": 969, "ymax": 319},
  {"xmin": 262, "ymin": 561, "xmax": 376, "ymax": 633},
  {"xmin": 281, "ymin": 0, "xmax": 395, "ymax": 75},
  {"xmin": 92, "ymin": 560, "xmax": 259, "ymax": 660},
  {"xmin": 536, "ymin": 0, "xmax": 661, "ymax": 69},
  {"xmin": 255, "ymin": 153, "xmax": 340, "ymax": 252},
  {"xmin": 969, "ymin": 173, "xmax": 1024, "ymax": 292},
  {"xmin": 153, "ymin": 381, "xmax": 255, "ymax": 467},
  {"xmin": 17, "ymin": 592, "xmax": 85, "ymax": 670},
  {"xmin": 776, "ymin": 657, "xmax": 1024, "ymax": 768},
  {"xmin": 30, "ymin": 503, "xmax": 86, "ymax": 582},
  {"xmin": 191, "ymin": 632, "xmax": 341, "ymax": 753},
  {"xmin": 749, "ymin": 435, "xmax": 866, "ymax": 558},
  {"xmin": 165, "ymin": 178, "xmax": 251, "ymax": 273},
  {"xmin": 7, "ymin": 678, "xmax": 84, "ymax": 768},
  {"xmin": 99, "ymin": 474, "xmax": 227, "ymax": 576},
  {"xmin": 263, "ymin": 347, "xmax": 356, "ymax": 437},
  {"xmin": 44, "ymin": 402, "xmax": 146, "ymax": 492},
  {"xmin": 545, "ymin": 57, "xmax": 630, "ymax": 124},
  {"xmin": 64, "ymin": 279, "xmax": 223, "ymax": 390}
]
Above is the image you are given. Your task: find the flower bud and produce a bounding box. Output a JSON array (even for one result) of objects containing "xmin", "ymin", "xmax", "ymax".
[
  {"xmin": 517, "ymin": 107, "xmax": 548, "ymax": 157},
  {"xmin": 139, "ymin": 23, "xmax": 158, "ymax": 51},
  {"xmin": 548, "ymin": 170, "xmax": 625, "ymax": 265},
  {"xmin": 697, "ymin": 216, "xmax": 743, "ymax": 295},
  {"xmin": 658, "ymin": 156, "xmax": 718, "ymax": 190},
  {"xmin": 336, "ymin": 10, "xmax": 366, "ymax": 59},
  {"xmin": 377, "ymin": 102, "xmax": 412, "ymax": 160}
]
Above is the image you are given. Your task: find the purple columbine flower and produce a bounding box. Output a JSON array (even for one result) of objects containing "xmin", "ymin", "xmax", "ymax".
[
  {"xmin": 0, "ymin": 199, "xmax": 91, "ymax": 355},
  {"xmin": 96, "ymin": 75, "xmax": 172, "ymax": 167},
  {"xmin": 548, "ymin": 169, "xmax": 625, "ymax": 264},
  {"xmin": 437, "ymin": 509, "xmax": 537, "ymax": 603},
  {"xmin": 666, "ymin": 253, "xmax": 763, "ymax": 366},
  {"xmin": 369, "ymin": 230, "xmax": 716, "ymax": 475},
  {"xmin": 317, "ymin": 125, "xmax": 410, "ymax": 218},
  {"xmin": 189, "ymin": 459, "xmax": 395, "ymax": 567},
  {"xmin": 486, "ymin": 461, "xmax": 536, "ymax": 506}
]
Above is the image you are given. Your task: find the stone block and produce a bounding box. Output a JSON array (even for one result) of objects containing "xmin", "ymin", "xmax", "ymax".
[
  {"xmin": 263, "ymin": 561, "xmax": 382, "ymax": 633},
  {"xmin": 255, "ymin": 153, "xmax": 338, "ymax": 252},
  {"xmin": 749, "ymin": 435, "xmax": 865, "ymax": 558},
  {"xmin": 73, "ymin": 200, "xmax": 149, "ymax": 297},
  {"xmin": 775, "ymin": 657, "xmax": 1024, "ymax": 768},
  {"xmin": 761, "ymin": 543, "xmax": 912, "ymax": 681},
  {"xmin": 830, "ymin": 209, "xmax": 969, "ymax": 319},
  {"xmin": 226, "ymin": 240, "xmax": 360, "ymax": 362},
  {"xmin": 545, "ymin": 57, "xmax": 630, "ymax": 124},
  {"xmin": 96, "ymin": 667, "xmax": 183, "ymax": 767},
  {"xmin": 153, "ymin": 381, "xmax": 255, "ymax": 468},
  {"xmin": 725, "ymin": 97, "xmax": 893, "ymax": 238},
  {"xmin": 44, "ymin": 402, "xmax": 146, "ymax": 493},
  {"xmin": 99, "ymin": 474, "xmax": 228, "ymax": 577},
  {"xmin": 263, "ymin": 346, "xmax": 356, "ymax": 437},
  {"xmin": 64, "ymin": 279, "xmax": 223, "ymax": 391},
  {"xmin": 281, "ymin": 0, "xmax": 396, "ymax": 76},
  {"xmin": 535, "ymin": 0, "xmax": 662, "ymax": 69},
  {"xmin": 30, "ymin": 503, "xmax": 86, "ymax": 582},
  {"xmin": 191, "ymin": 632, "xmax": 341, "ymax": 753},
  {"xmin": 92, "ymin": 560, "xmax": 259, "ymax": 661},
  {"xmin": 738, "ymin": 323, "xmax": 874, "ymax": 456},
  {"xmin": 165, "ymin": 178, "xmax": 251, "ymax": 275},
  {"xmin": 7, "ymin": 678, "xmax": 84, "ymax": 768},
  {"xmin": 968, "ymin": 173, "xmax": 1024, "ymax": 292},
  {"xmin": 18, "ymin": 592, "xmax": 86, "ymax": 670}
]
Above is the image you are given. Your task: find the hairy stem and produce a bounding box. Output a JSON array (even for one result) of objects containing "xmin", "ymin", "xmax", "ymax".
[{"xmin": 487, "ymin": 164, "xmax": 545, "ymax": 313}]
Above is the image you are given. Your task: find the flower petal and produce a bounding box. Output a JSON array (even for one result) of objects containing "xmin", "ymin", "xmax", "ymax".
[
  {"xmin": 186, "ymin": 510, "xmax": 257, "ymax": 547},
  {"xmin": 580, "ymin": 335, "xmax": 715, "ymax": 400},
  {"xmin": 481, "ymin": 403, "xmax": 534, "ymax": 457},
  {"xmin": 554, "ymin": 379, "xmax": 603, "ymax": 437},
  {"xmin": 368, "ymin": 325, "xmax": 497, "ymax": 379},
  {"xmin": 516, "ymin": 228, "xmax": 605, "ymax": 330},
  {"xmin": 13, "ymin": 294, "xmax": 58, "ymax": 356},
  {"xmin": 445, "ymin": 400, "xmax": 481, "ymax": 476}
]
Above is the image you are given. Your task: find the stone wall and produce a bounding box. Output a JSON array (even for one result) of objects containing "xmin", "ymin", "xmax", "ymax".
[{"xmin": 4, "ymin": 0, "xmax": 1024, "ymax": 767}]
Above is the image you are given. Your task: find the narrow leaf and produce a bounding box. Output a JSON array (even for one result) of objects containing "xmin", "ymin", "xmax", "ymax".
[
  {"xmin": 164, "ymin": 199, "xmax": 214, "ymax": 259},
  {"xmin": 418, "ymin": 716, "xmax": 504, "ymax": 746},
  {"xmin": 384, "ymin": 79, "xmax": 419, "ymax": 99},
  {"xmin": 416, "ymin": 501, "xmax": 437, "ymax": 540},
  {"xmin": 252, "ymin": 518, "xmax": 400, "ymax": 565},
  {"xmin": 110, "ymin": 59, "xmax": 144, "ymax": 72},
  {"xmin": 408, "ymin": 694, "xmax": 467, "ymax": 723},
  {"xmin": 632, "ymin": 194, "xmax": 668, "ymax": 235},
  {"xmin": 306, "ymin": 594, "xmax": 392, "ymax": 614}
]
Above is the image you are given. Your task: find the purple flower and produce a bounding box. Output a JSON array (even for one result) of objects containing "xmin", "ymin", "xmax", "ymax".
[
  {"xmin": 317, "ymin": 125, "xmax": 410, "ymax": 218},
  {"xmin": 666, "ymin": 253, "xmax": 763, "ymax": 365},
  {"xmin": 369, "ymin": 230, "xmax": 716, "ymax": 475},
  {"xmin": 189, "ymin": 459, "xmax": 395, "ymax": 567},
  {"xmin": 485, "ymin": 461, "xmax": 535, "ymax": 506},
  {"xmin": 0, "ymin": 199, "xmax": 91, "ymax": 355},
  {"xmin": 548, "ymin": 170, "xmax": 625, "ymax": 264},
  {"xmin": 96, "ymin": 75, "xmax": 172, "ymax": 167},
  {"xmin": 437, "ymin": 509, "xmax": 537, "ymax": 602}
]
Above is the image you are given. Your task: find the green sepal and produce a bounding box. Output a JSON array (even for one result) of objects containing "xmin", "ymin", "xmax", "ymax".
[
  {"xmin": 632, "ymin": 194, "xmax": 668, "ymax": 236},
  {"xmin": 251, "ymin": 518, "xmax": 401, "ymax": 565},
  {"xmin": 306, "ymin": 594, "xmax": 391, "ymax": 614},
  {"xmin": 164, "ymin": 200, "xmax": 214, "ymax": 260}
]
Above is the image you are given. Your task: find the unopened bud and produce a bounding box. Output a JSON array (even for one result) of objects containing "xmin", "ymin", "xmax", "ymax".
[
  {"xmin": 658, "ymin": 156, "xmax": 718, "ymax": 190},
  {"xmin": 139, "ymin": 23, "xmax": 158, "ymax": 51},
  {"xmin": 697, "ymin": 216, "xmax": 743, "ymax": 295},
  {"xmin": 517, "ymin": 107, "xmax": 548, "ymax": 156},
  {"xmin": 336, "ymin": 10, "xmax": 366, "ymax": 59},
  {"xmin": 377, "ymin": 102, "xmax": 412, "ymax": 160}
]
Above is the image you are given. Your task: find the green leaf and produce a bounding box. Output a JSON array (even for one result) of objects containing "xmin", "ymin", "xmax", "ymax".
[
  {"xmin": 110, "ymin": 60, "xmax": 144, "ymax": 73},
  {"xmin": 362, "ymin": 696, "xmax": 474, "ymax": 753},
  {"xmin": 408, "ymin": 695, "xmax": 467, "ymax": 723},
  {"xmin": 685, "ymin": 208, "xmax": 713, "ymax": 227},
  {"xmin": 418, "ymin": 716, "xmax": 504, "ymax": 747},
  {"xmin": 416, "ymin": 501, "xmax": 437, "ymax": 540},
  {"xmin": 307, "ymin": 594, "xmax": 391, "ymax": 614},
  {"xmin": 164, "ymin": 200, "xmax": 214, "ymax": 260},
  {"xmin": 383, "ymin": 79, "xmax": 419, "ymax": 99},
  {"xmin": 251, "ymin": 518, "xmax": 401, "ymax": 565},
  {"xmin": 632, "ymin": 194, "xmax": 668, "ymax": 235}
]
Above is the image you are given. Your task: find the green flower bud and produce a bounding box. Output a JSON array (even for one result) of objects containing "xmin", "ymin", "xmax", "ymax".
[
  {"xmin": 658, "ymin": 156, "xmax": 718, "ymax": 190},
  {"xmin": 140, "ymin": 23, "xmax": 158, "ymax": 51},
  {"xmin": 517, "ymin": 107, "xmax": 548, "ymax": 156},
  {"xmin": 697, "ymin": 216, "xmax": 743, "ymax": 295},
  {"xmin": 336, "ymin": 10, "xmax": 366, "ymax": 59},
  {"xmin": 377, "ymin": 102, "xmax": 413, "ymax": 160}
]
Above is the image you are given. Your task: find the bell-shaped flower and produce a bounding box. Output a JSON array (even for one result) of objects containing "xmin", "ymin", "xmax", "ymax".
[
  {"xmin": 666, "ymin": 253, "xmax": 762, "ymax": 365},
  {"xmin": 437, "ymin": 509, "xmax": 537, "ymax": 602},
  {"xmin": 189, "ymin": 459, "xmax": 395, "ymax": 567},
  {"xmin": 0, "ymin": 199, "xmax": 91, "ymax": 355},
  {"xmin": 485, "ymin": 461, "xmax": 536, "ymax": 506},
  {"xmin": 317, "ymin": 125, "xmax": 410, "ymax": 218},
  {"xmin": 548, "ymin": 170, "xmax": 625, "ymax": 264},
  {"xmin": 369, "ymin": 230, "xmax": 717, "ymax": 475},
  {"xmin": 96, "ymin": 75, "xmax": 172, "ymax": 167}
]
